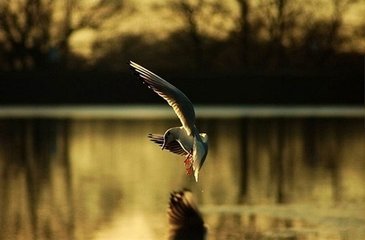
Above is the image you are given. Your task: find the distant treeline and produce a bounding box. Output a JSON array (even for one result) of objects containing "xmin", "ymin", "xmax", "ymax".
[
  {"xmin": 0, "ymin": 0, "xmax": 364, "ymax": 73},
  {"xmin": 0, "ymin": 1, "xmax": 363, "ymax": 105}
]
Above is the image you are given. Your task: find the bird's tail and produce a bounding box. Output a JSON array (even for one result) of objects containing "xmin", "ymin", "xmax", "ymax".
[
  {"xmin": 148, "ymin": 133, "xmax": 164, "ymax": 145},
  {"xmin": 148, "ymin": 133, "xmax": 186, "ymax": 156}
]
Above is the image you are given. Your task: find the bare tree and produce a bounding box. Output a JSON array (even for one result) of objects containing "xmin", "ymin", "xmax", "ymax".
[
  {"xmin": 265, "ymin": 0, "xmax": 299, "ymax": 66},
  {"xmin": 300, "ymin": 0, "xmax": 359, "ymax": 66},
  {"xmin": 326, "ymin": 0, "xmax": 359, "ymax": 52},
  {"xmin": 168, "ymin": 0, "xmax": 231, "ymax": 70},
  {"xmin": 236, "ymin": 0, "xmax": 251, "ymax": 65},
  {"xmin": 173, "ymin": 0, "xmax": 204, "ymax": 69},
  {"xmin": 251, "ymin": 0, "xmax": 306, "ymax": 69},
  {"xmin": 0, "ymin": 0, "xmax": 124, "ymax": 70}
]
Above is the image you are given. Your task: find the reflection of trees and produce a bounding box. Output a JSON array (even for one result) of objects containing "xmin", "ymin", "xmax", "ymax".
[
  {"xmin": 0, "ymin": 0, "xmax": 124, "ymax": 70},
  {"xmin": 0, "ymin": 120, "xmax": 74, "ymax": 240}
]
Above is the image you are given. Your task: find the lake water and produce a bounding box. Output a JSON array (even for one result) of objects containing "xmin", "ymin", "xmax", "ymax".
[{"xmin": 0, "ymin": 106, "xmax": 364, "ymax": 239}]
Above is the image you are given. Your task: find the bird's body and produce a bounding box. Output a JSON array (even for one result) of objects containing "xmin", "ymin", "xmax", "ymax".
[
  {"xmin": 129, "ymin": 61, "xmax": 208, "ymax": 181},
  {"xmin": 163, "ymin": 126, "xmax": 194, "ymax": 153}
]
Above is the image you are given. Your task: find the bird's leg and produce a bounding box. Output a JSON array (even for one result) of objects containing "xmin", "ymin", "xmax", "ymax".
[{"xmin": 184, "ymin": 154, "xmax": 193, "ymax": 175}]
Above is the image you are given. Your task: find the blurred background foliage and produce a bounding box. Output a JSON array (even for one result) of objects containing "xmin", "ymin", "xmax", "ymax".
[{"xmin": 0, "ymin": 0, "xmax": 364, "ymax": 72}]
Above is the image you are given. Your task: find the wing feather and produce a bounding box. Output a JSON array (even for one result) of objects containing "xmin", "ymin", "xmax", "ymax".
[
  {"xmin": 168, "ymin": 189, "xmax": 206, "ymax": 240},
  {"xmin": 148, "ymin": 134, "xmax": 188, "ymax": 156},
  {"xmin": 130, "ymin": 61, "xmax": 196, "ymax": 135}
]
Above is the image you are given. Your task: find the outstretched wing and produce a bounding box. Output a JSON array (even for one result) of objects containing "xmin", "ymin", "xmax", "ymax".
[
  {"xmin": 130, "ymin": 61, "xmax": 196, "ymax": 135},
  {"xmin": 148, "ymin": 134, "xmax": 187, "ymax": 156},
  {"xmin": 168, "ymin": 189, "xmax": 207, "ymax": 240}
]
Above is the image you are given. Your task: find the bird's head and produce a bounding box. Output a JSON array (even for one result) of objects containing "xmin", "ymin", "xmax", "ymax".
[{"xmin": 200, "ymin": 133, "xmax": 208, "ymax": 143}]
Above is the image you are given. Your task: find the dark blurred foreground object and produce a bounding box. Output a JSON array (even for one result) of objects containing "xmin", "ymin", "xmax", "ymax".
[{"xmin": 168, "ymin": 189, "xmax": 207, "ymax": 240}]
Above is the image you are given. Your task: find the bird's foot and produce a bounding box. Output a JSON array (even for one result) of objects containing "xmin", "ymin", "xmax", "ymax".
[{"xmin": 184, "ymin": 156, "xmax": 193, "ymax": 176}]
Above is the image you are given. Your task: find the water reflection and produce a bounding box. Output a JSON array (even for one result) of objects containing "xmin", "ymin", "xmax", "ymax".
[{"xmin": 0, "ymin": 117, "xmax": 364, "ymax": 239}]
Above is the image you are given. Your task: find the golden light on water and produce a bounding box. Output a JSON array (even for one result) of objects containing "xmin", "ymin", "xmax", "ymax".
[{"xmin": 1, "ymin": 107, "xmax": 364, "ymax": 239}]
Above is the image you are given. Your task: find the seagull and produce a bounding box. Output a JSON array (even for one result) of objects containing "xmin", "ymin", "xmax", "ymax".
[
  {"xmin": 129, "ymin": 61, "xmax": 208, "ymax": 182},
  {"xmin": 168, "ymin": 189, "xmax": 207, "ymax": 240}
]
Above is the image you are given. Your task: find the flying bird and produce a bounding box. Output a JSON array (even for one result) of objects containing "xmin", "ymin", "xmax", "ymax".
[
  {"xmin": 168, "ymin": 189, "xmax": 207, "ymax": 240},
  {"xmin": 129, "ymin": 61, "xmax": 208, "ymax": 182}
]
